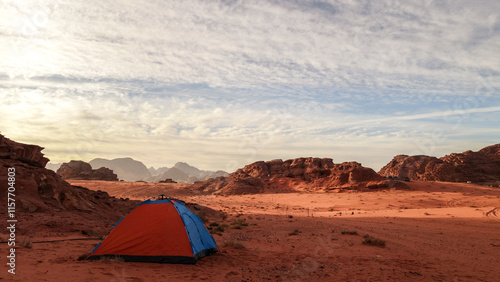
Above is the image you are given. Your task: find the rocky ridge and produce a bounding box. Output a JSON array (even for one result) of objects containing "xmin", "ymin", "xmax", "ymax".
[
  {"xmin": 0, "ymin": 134, "xmax": 137, "ymax": 235},
  {"xmin": 193, "ymin": 157, "xmax": 405, "ymax": 195},
  {"xmin": 57, "ymin": 160, "xmax": 118, "ymax": 181},
  {"xmin": 378, "ymin": 144, "xmax": 500, "ymax": 183}
]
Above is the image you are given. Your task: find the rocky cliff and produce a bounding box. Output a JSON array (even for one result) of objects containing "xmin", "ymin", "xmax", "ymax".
[
  {"xmin": 57, "ymin": 160, "xmax": 118, "ymax": 181},
  {"xmin": 0, "ymin": 134, "xmax": 137, "ymax": 235},
  {"xmin": 193, "ymin": 157, "xmax": 404, "ymax": 195},
  {"xmin": 0, "ymin": 134, "xmax": 49, "ymax": 167},
  {"xmin": 379, "ymin": 144, "xmax": 500, "ymax": 182}
]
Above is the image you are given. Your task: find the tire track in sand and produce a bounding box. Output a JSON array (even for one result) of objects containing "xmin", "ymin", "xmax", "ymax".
[{"xmin": 485, "ymin": 207, "xmax": 500, "ymax": 221}]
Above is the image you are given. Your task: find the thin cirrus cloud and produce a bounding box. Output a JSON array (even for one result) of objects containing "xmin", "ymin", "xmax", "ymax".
[{"xmin": 0, "ymin": 0, "xmax": 499, "ymax": 171}]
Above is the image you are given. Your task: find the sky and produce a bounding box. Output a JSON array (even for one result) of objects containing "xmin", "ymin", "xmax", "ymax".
[{"xmin": 1, "ymin": 0, "xmax": 499, "ymax": 172}]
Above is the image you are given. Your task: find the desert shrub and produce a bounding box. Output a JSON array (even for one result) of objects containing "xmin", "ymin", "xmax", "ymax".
[
  {"xmin": 223, "ymin": 240, "xmax": 245, "ymax": 249},
  {"xmin": 77, "ymin": 254, "xmax": 89, "ymax": 261},
  {"xmin": 230, "ymin": 219, "xmax": 249, "ymax": 229},
  {"xmin": 289, "ymin": 229, "xmax": 300, "ymax": 236},
  {"xmin": 341, "ymin": 230, "xmax": 359, "ymax": 235},
  {"xmin": 209, "ymin": 223, "xmax": 226, "ymax": 235},
  {"xmin": 220, "ymin": 212, "xmax": 228, "ymax": 220},
  {"xmin": 197, "ymin": 211, "xmax": 208, "ymax": 223},
  {"xmin": 214, "ymin": 225, "xmax": 225, "ymax": 232},
  {"xmin": 20, "ymin": 237, "xmax": 33, "ymax": 249},
  {"xmin": 209, "ymin": 222, "xmax": 219, "ymax": 227},
  {"xmin": 362, "ymin": 235, "xmax": 386, "ymax": 247}
]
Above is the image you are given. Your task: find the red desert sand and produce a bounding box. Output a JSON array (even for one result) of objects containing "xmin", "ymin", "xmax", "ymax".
[{"xmin": 1, "ymin": 179, "xmax": 499, "ymax": 281}]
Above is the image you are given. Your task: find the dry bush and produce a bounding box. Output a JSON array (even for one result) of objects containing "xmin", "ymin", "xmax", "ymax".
[
  {"xmin": 223, "ymin": 240, "xmax": 245, "ymax": 249},
  {"xmin": 20, "ymin": 237, "xmax": 33, "ymax": 249},
  {"xmin": 197, "ymin": 211, "xmax": 208, "ymax": 223},
  {"xmin": 98, "ymin": 256, "xmax": 125, "ymax": 263},
  {"xmin": 362, "ymin": 235, "xmax": 386, "ymax": 247},
  {"xmin": 341, "ymin": 230, "xmax": 359, "ymax": 235},
  {"xmin": 230, "ymin": 219, "xmax": 249, "ymax": 229}
]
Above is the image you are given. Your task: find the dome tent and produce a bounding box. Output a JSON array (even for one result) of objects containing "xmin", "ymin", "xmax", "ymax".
[{"xmin": 88, "ymin": 199, "xmax": 217, "ymax": 264}]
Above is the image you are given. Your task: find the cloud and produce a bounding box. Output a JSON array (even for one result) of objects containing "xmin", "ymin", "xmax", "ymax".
[{"xmin": 0, "ymin": 0, "xmax": 499, "ymax": 171}]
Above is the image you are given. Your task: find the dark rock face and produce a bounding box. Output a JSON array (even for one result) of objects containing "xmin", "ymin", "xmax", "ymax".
[
  {"xmin": 0, "ymin": 134, "xmax": 137, "ymax": 235},
  {"xmin": 57, "ymin": 160, "xmax": 118, "ymax": 181},
  {"xmin": 379, "ymin": 144, "xmax": 500, "ymax": 182},
  {"xmin": 192, "ymin": 157, "xmax": 399, "ymax": 195},
  {"xmin": 159, "ymin": 178, "xmax": 177, "ymax": 183},
  {"xmin": 0, "ymin": 134, "xmax": 49, "ymax": 167},
  {"xmin": 231, "ymin": 158, "xmax": 335, "ymax": 180}
]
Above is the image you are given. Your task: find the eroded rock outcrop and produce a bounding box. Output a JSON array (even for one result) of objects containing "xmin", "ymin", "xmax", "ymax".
[
  {"xmin": 57, "ymin": 160, "xmax": 118, "ymax": 181},
  {"xmin": 0, "ymin": 134, "xmax": 137, "ymax": 235},
  {"xmin": 0, "ymin": 134, "xmax": 49, "ymax": 167},
  {"xmin": 192, "ymin": 157, "xmax": 404, "ymax": 195},
  {"xmin": 379, "ymin": 144, "xmax": 500, "ymax": 182}
]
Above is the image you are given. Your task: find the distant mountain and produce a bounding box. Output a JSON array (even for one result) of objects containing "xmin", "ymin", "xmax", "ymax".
[
  {"xmin": 148, "ymin": 162, "xmax": 229, "ymax": 183},
  {"xmin": 148, "ymin": 166, "xmax": 169, "ymax": 176},
  {"xmin": 89, "ymin": 157, "xmax": 151, "ymax": 181},
  {"xmin": 46, "ymin": 162, "xmax": 62, "ymax": 172},
  {"xmin": 150, "ymin": 167, "xmax": 189, "ymax": 183},
  {"xmin": 172, "ymin": 162, "xmax": 229, "ymax": 182},
  {"xmin": 172, "ymin": 162, "xmax": 203, "ymax": 177}
]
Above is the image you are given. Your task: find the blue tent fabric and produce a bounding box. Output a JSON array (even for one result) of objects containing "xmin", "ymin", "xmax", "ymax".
[{"xmin": 173, "ymin": 202, "xmax": 218, "ymax": 257}]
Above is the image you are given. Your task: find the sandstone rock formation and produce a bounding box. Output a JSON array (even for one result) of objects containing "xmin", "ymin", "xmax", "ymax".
[
  {"xmin": 159, "ymin": 178, "xmax": 177, "ymax": 183},
  {"xmin": 192, "ymin": 157, "xmax": 404, "ymax": 195},
  {"xmin": 379, "ymin": 144, "xmax": 500, "ymax": 183},
  {"xmin": 0, "ymin": 134, "xmax": 137, "ymax": 235},
  {"xmin": 0, "ymin": 134, "xmax": 49, "ymax": 167},
  {"xmin": 89, "ymin": 157, "xmax": 151, "ymax": 181},
  {"xmin": 57, "ymin": 160, "xmax": 118, "ymax": 181}
]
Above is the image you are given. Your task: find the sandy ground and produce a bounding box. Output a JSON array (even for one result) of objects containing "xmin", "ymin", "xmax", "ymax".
[{"xmin": 2, "ymin": 180, "xmax": 499, "ymax": 281}]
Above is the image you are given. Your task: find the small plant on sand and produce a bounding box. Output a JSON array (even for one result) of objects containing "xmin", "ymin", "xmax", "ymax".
[
  {"xmin": 230, "ymin": 219, "xmax": 249, "ymax": 229},
  {"xmin": 362, "ymin": 235, "xmax": 386, "ymax": 247},
  {"xmin": 92, "ymin": 233, "xmax": 106, "ymax": 240},
  {"xmin": 424, "ymin": 212, "xmax": 431, "ymax": 216},
  {"xmin": 20, "ymin": 237, "xmax": 33, "ymax": 249},
  {"xmin": 209, "ymin": 222, "xmax": 227, "ymax": 235},
  {"xmin": 289, "ymin": 229, "xmax": 300, "ymax": 236},
  {"xmin": 214, "ymin": 225, "xmax": 226, "ymax": 233},
  {"xmin": 223, "ymin": 240, "xmax": 245, "ymax": 249},
  {"xmin": 220, "ymin": 212, "xmax": 228, "ymax": 220},
  {"xmin": 341, "ymin": 230, "xmax": 359, "ymax": 235},
  {"xmin": 77, "ymin": 254, "xmax": 89, "ymax": 261},
  {"xmin": 197, "ymin": 211, "xmax": 208, "ymax": 223}
]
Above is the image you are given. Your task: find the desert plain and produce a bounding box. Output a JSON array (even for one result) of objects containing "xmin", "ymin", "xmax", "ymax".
[{"xmin": 2, "ymin": 179, "xmax": 499, "ymax": 281}]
